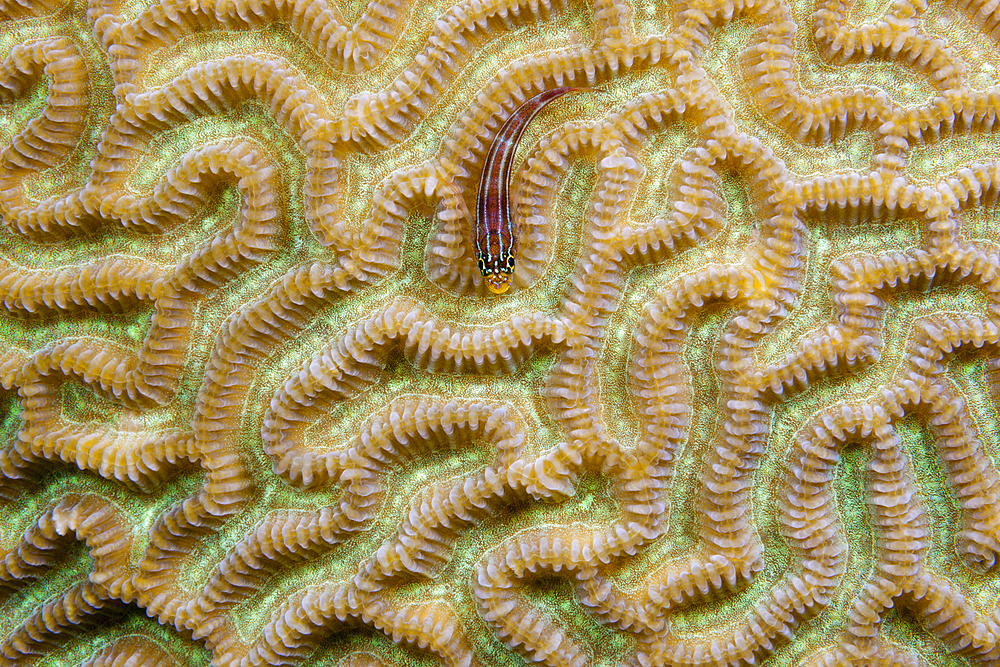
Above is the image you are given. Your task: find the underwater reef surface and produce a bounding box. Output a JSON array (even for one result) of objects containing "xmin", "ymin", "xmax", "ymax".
[{"xmin": 3, "ymin": 0, "xmax": 1000, "ymax": 662}]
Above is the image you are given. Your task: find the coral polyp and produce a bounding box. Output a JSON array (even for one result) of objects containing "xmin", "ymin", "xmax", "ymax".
[{"xmin": 2, "ymin": 0, "xmax": 1000, "ymax": 663}]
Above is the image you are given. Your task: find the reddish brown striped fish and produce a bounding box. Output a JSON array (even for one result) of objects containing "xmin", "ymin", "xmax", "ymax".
[{"xmin": 476, "ymin": 87, "xmax": 582, "ymax": 294}]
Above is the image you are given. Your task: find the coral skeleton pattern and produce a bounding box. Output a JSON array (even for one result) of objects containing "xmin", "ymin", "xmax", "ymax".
[{"xmin": 1, "ymin": 0, "xmax": 1000, "ymax": 663}]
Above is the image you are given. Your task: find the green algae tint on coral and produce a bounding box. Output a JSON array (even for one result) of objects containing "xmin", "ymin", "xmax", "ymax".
[{"xmin": 6, "ymin": 0, "xmax": 1000, "ymax": 664}]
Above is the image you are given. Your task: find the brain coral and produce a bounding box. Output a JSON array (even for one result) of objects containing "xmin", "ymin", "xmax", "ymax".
[{"xmin": 3, "ymin": 0, "xmax": 1000, "ymax": 662}]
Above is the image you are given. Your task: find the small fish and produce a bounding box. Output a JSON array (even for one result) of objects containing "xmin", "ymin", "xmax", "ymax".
[{"xmin": 475, "ymin": 87, "xmax": 583, "ymax": 294}]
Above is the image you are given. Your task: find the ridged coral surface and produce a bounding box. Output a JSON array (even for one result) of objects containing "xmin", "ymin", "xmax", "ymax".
[{"xmin": 3, "ymin": 0, "xmax": 1000, "ymax": 662}]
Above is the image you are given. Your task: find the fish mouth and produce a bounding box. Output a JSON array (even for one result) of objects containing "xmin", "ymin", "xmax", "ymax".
[{"xmin": 486, "ymin": 273, "xmax": 511, "ymax": 294}]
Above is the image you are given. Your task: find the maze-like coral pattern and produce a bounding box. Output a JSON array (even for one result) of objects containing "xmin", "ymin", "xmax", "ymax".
[{"xmin": 3, "ymin": 0, "xmax": 1000, "ymax": 661}]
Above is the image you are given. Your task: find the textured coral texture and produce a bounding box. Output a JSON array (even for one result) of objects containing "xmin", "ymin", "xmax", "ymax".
[{"xmin": 4, "ymin": 0, "xmax": 1000, "ymax": 662}]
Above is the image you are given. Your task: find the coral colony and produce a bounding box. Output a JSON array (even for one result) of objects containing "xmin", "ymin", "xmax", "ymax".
[{"xmin": 3, "ymin": 0, "xmax": 1000, "ymax": 663}]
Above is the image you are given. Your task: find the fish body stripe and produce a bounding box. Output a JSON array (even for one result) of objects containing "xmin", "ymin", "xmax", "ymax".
[{"xmin": 475, "ymin": 87, "xmax": 579, "ymax": 291}]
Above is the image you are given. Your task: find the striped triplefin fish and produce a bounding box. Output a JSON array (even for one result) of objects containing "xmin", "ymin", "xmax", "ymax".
[{"xmin": 475, "ymin": 86, "xmax": 582, "ymax": 294}]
